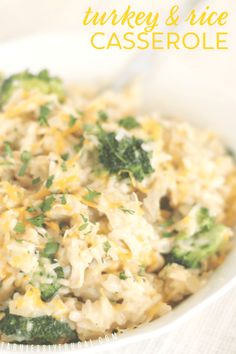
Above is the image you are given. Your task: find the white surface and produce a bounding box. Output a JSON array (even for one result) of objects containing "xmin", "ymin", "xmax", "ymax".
[
  {"xmin": 0, "ymin": 1, "xmax": 236, "ymax": 353},
  {"xmin": 104, "ymin": 290, "xmax": 236, "ymax": 354}
]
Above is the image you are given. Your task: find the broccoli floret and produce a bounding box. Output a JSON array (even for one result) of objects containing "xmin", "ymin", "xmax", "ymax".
[
  {"xmin": 40, "ymin": 283, "xmax": 61, "ymax": 302},
  {"xmin": 166, "ymin": 207, "xmax": 228, "ymax": 268},
  {"xmin": 0, "ymin": 69, "xmax": 65, "ymax": 108},
  {"xmin": 0, "ymin": 311, "xmax": 78, "ymax": 344},
  {"xmin": 98, "ymin": 130, "xmax": 154, "ymax": 181},
  {"xmin": 40, "ymin": 266, "xmax": 64, "ymax": 302},
  {"xmin": 168, "ymin": 224, "xmax": 227, "ymax": 268},
  {"xmin": 118, "ymin": 116, "xmax": 140, "ymax": 130}
]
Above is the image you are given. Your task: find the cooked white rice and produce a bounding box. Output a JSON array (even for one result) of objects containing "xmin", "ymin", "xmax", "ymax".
[{"xmin": 0, "ymin": 71, "xmax": 235, "ymax": 343}]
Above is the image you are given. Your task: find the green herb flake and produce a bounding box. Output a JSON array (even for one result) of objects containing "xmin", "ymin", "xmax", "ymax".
[
  {"xmin": 32, "ymin": 177, "xmax": 41, "ymax": 185},
  {"xmin": 74, "ymin": 137, "xmax": 84, "ymax": 153},
  {"xmin": 69, "ymin": 114, "xmax": 77, "ymax": 128},
  {"xmin": 61, "ymin": 153, "xmax": 69, "ymax": 161},
  {"xmin": 61, "ymin": 161, "xmax": 67, "ymax": 172},
  {"xmin": 42, "ymin": 241, "xmax": 59, "ymax": 258},
  {"xmin": 60, "ymin": 194, "xmax": 67, "ymax": 205},
  {"xmin": 77, "ymin": 110, "xmax": 84, "ymax": 116},
  {"xmin": 119, "ymin": 207, "xmax": 135, "ymax": 215},
  {"xmin": 38, "ymin": 104, "xmax": 51, "ymax": 126},
  {"xmin": 40, "ymin": 195, "xmax": 56, "ymax": 213},
  {"xmin": 119, "ymin": 271, "xmax": 127, "ymax": 280},
  {"xmin": 79, "ymin": 214, "xmax": 89, "ymax": 231},
  {"xmin": 98, "ymin": 110, "xmax": 108, "ymax": 122},
  {"xmin": 162, "ymin": 231, "xmax": 173, "ymax": 238},
  {"xmin": 27, "ymin": 206, "xmax": 37, "ymax": 213},
  {"xmin": 138, "ymin": 265, "xmax": 146, "ymax": 277},
  {"xmin": 46, "ymin": 175, "xmax": 54, "ymax": 188},
  {"xmin": 83, "ymin": 123, "xmax": 100, "ymax": 135},
  {"xmin": 118, "ymin": 116, "xmax": 140, "ymax": 130},
  {"xmin": 14, "ymin": 221, "xmax": 25, "ymax": 234},
  {"xmin": 83, "ymin": 188, "xmax": 101, "ymax": 202},
  {"xmin": 79, "ymin": 223, "xmax": 89, "ymax": 232},
  {"xmin": 27, "ymin": 214, "xmax": 45, "ymax": 228},
  {"xmin": 18, "ymin": 150, "xmax": 32, "ymax": 176},
  {"xmin": 81, "ymin": 214, "xmax": 89, "ymax": 223},
  {"xmin": 3, "ymin": 141, "xmax": 13, "ymax": 158},
  {"xmin": 160, "ymin": 218, "xmax": 174, "ymax": 228},
  {"xmin": 103, "ymin": 241, "xmax": 111, "ymax": 253}
]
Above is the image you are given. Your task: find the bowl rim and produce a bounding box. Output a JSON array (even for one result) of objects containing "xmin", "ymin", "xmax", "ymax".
[
  {"xmin": 1, "ymin": 248, "xmax": 235, "ymax": 353},
  {"xmin": 0, "ymin": 31, "xmax": 236, "ymax": 354}
]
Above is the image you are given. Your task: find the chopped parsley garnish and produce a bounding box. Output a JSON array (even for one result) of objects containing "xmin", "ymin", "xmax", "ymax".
[
  {"xmin": 14, "ymin": 221, "xmax": 25, "ymax": 234},
  {"xmin": 83, "ymin": 188, "xmax": 101, "ymax": 202},
  {"xmin": 138, "ymin": 265, "xmax": 146, "ymax": 276},
  {"xmin": 18, "ymin": 150, "xmax": 32, "ymax": 176},
  {"xmin": 119, "ymin": 271, "xmax": 127, "ymax": 280},
  {"xmin": 60, "ymin": 194, "xmax": 67, "ymax": 205},
  {"xmin": 42, "ymin": 241, "xmax": 59, "ymax": 258},
  {"xmin": 3, "ymin": 141, "xmax": 13, "ymax": 158},
  {"xmin": 77, "ymin": 110, "xmax": 84, "ymax": 116},
  {"xmin": 98, "ymin": 130, "xmax": 154, "ymax": 182},
  {"xmin": 74, "ymin": 137, "xmax": 84, "ymax": 153},
  {"xmin": 38, "ymin": 104, "xmax": 51, "ymax": 126},
  {"xmin": 40, "ymin": 195, "xmax": 56, "ymax": 213},
  {"xmin": 83, "ymin": 123, "xmax": 102, "ymax": 135},
  {"xmin": 119, "ymin": 207, "xmax": 135, "ymax": 215},
  {"xmin": 79, "ymin": 223, "xmax": 89, "ymax": 232},
  {"xmin": 32, "ymin": 177, "xmax": 41, "ymax": 185},
  {"xmin": 61, "ymin": 161, "xmax": 67, "ymax": 172},
  {"xmin": 46, "ymin": 175, "xmax": 54, "ymax": 188},
  {"xmin": 103, "ymin": 241, "xmax": 111, "ymax": 253},
  {"xmin": 27, "ymin": 214, "xmax": 45, "ymax": 227},
  {"xmin": 79, "ymin": 214, "xmax": 90, "ymax": 232},
  {"xmin": 162, "ymin": 231, "xmax": 174, "ymax": 238},
  {"xmin": 61, "ymin": 153, "xmax": 69, "ymax": 161},
  {"xmin": 69, "ymin": 114, "xmax": 77, "ymax": 128},
  {"xmin": 98, "ymin": 110, "xmax": 108, "ymax": 122},
  {"xmin": 160, "ymin": 218, "xmax": 174, "ymax": 227},
  {"xmin": 27, "ymin": 206, "xmax": 37, "ymax": 213},
  {"xmin": 118, "ymin": 116, "xmax": 140, "ymax": 130},
  {"xmin": 81, "ymin": 214, "xmax": 88, "ymax": 223}
]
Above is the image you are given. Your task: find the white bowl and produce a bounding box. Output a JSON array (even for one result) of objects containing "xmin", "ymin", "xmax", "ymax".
[{"xmin": 0, "ymin": 32, "xmax": 236, "ymax": 353}]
